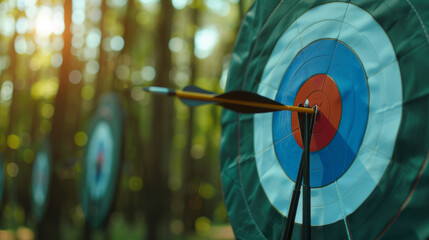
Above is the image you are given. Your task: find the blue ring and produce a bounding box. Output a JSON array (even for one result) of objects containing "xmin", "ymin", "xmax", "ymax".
[{"xmin": 272, "ymin": 39, "xmax": 369, "ymax": 187}]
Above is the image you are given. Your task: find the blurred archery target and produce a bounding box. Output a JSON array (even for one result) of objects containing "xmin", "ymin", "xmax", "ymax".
[
  {"xmin": 86, "ymin": 121, "xmax": 114, "ymax": 201},
  {"xmin": 31, "ymin": 142, "xmax": 52, "ymax": 221},
  {"xmin": 82, "ymin": 93, "xmax": 123, "ymax": 229}
]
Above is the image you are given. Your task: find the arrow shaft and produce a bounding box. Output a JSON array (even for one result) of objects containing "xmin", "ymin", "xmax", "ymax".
[{"xmin": 175, "ymin": 90, "xmax": 315, "ymax": 114}]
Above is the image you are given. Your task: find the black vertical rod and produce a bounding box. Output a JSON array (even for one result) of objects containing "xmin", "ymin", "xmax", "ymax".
[
  {"xmin": 282, "ymin": 154, "xmax": 305, "ymax": 240},
  {"xmin": 282, "ymin": 103, "xmax": 305, "ymax": 240},
  {"xmin": 302, "ymin": 104, "xmax": 311, "ymax": 240},
  {"xmin": 281, "ymin": 104, "xmax": 317, "ymax": 240}
]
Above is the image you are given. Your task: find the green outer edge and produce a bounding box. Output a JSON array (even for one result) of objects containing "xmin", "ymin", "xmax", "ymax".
[
  {"xmin": 220, "ymin": 0, "xmax": 429, "ymax": 239},
  {"xmin": 31, "ymin": 140, "xmax": 53, "ymax": 222},
  {"xmin": 81, "ymin": 92, "xmax": 124, "ymax": 229}
]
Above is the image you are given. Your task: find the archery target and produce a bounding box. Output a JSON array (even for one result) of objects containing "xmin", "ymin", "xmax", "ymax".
[
  {"xmin": 82, "ymin": 93, "xmax": 123, "ymax": 229},
  {"xmin": 31, "ymin": 143, "xmax": 52, "ymax": 221},
  {"xmin": 221, "ymin": 1, "xmax": 429, "ymax": 239},
  {"xmin": 86, "ymin": 121, "xmax": 114, "ymax": 201},
  {"xmin": 254, "ymin": 2, "xmax": 402, "ymax": 225}
]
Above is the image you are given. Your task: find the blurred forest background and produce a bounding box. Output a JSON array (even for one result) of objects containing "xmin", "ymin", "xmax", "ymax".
[{"xmin": 0, "ymin": 0, "xmax": 254, "ymax": 239}]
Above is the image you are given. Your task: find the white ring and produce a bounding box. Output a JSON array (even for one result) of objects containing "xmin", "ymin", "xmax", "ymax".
[{"xmin": 254, "ymin": 2, "xmax": 402, "ymax": 226}]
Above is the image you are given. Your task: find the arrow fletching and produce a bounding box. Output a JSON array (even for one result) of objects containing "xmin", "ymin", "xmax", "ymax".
[
  {"xmin": 183, "ymin": 85, "xmax": 215, "ymax": 95},
  {"xmin": 180, "ymin": 86, "xmax": 285, "ymax": 113},
  {"xmin": 180, "ymin": 85, "xmax": 216, "ymax": 107},
  {"xmin": 215, "ymin": 90, "xmax": 284, "ymax": 113}
]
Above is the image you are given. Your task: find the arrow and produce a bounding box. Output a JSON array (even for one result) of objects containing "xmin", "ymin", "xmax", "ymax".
[{"xmin": 143, "ymin": 85, "xmax": 315, "ymax": 114}]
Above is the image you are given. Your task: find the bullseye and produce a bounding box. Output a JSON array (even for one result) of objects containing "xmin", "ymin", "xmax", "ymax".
[
  {"xmin": 270, "ymin": 38, "xmax": 369, "ymax": 188},
  {"xmin": 96, "ymin": 144, "xmax": 104, "ymax": 183},
  {"xmin": 291, "ymin": 74, "xmax": 342, "ymax": 151}
]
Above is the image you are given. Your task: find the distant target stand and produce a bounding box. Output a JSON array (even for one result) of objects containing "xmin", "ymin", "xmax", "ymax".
[{"xmin": 81, "ymin": 93, "xmax": 124, "ymax": 229}]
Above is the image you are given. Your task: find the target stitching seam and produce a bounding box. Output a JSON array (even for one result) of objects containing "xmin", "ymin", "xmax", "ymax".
[
  {"xmin": 335, "ymin": 181, "xmax": 353, "ymax": 240},
  {"xmin": 406, "ymin": 0, "xmax": 429, "ymax": 45}
]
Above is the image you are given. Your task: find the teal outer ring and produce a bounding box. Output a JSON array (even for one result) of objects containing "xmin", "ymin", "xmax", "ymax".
[
  {"xmin": 31, "ymin": 141, "xmax": 52, "ymax": 222},
  {"xmin": 220, "ymin": 1, "xmax": 429, "ymax": 239},
  {"xmin": 81, "ymin": 93, "xmax": 124, "ymax": 229}
]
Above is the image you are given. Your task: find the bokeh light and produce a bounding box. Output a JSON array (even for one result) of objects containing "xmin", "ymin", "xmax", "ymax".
[
  {"xmin": 116, "ymin": 65, "xmax": 130, "ymax": 80},
  {"xmin": 31, "ymin": 78, "xmax": 59, "ymax": 100},
  {"xmin": 0, "ymin": 81, "xmax": 14, "ymax": 102},
  {"xmin": 110, "ymin": 35, "xmax": 125, "ymax": 51},
  {"xmin": 72, "ymin": 10, "xmax": 85, "ymax": 25},
  {"xmin": 138, "ymin": 0, "xmax": 159, "ymax": 8},
  {"xmin": 85, "ymin": 60, "xmax": 100, "ymax": 75},
  {"xmin": 169, "ymin": 37, "xmax": 184, "ymax": 53},
  {"xmin": 194, "ymin": 25, "xmax": 219, "ymax": 59},
  {"xmin": 15, "ymin": 17, "xmax": 29, "ymax": 34},
  {"xmin": 141, "ymin": 66, "xmax": 156, "ymax": 81},
  {"xmin": 14, "ymin": 36, "xmax": 28, "ymax": 55},
  {"xmin": 40, "ymin": 103, "xmax": 55, "ymax": 119},
  {"xmin": 35, "ymin": 6, "xmax": 54, "ymax": 37},
  {"xmin": 195, "ymin": 216, "xmax": 211, "ymax": 236},
  {"xmin": 86, "ymin": 28, "xmax": 102, "ymax": 48},
  {"xmin": 128, "ymin": 176, "xmax": 143, "ymax": 191},
  {"xmin": 0, "ymin": 15, "xmax": 15, "ymax": 37},
  {"xmin": 52, "ymin": 6, "xmax": 65, "ymax": 35},
  {"xmin": 69, "ymin": 70, "xmax": 82, "ymax": 85},
  {"xmin": 23, "ymin": 149, "xmax": 35, "ymax": 163},
  {"xmin": 51, "ymin": 53, "xmax": 63, "ymax": 68},
  {"xmin": 199, "ymin": 182, "xmax": 215, "ymax": 200},
  {"xmin": 7, "ymin": 163, "xmax": 19, "ymax": 177},
  {"xmin": 172, "ymin": 0, "xmax": 187, "ymax": 10},
  {"xmin": 204, "ymin": 0, "xmax": 231, "ymax": 16},
  {"xmin": 81, "ymin": 85, "xmax": 95, "ymax": 100},
  {"xmin": 131, "ymin": 87, "xmax": 145, "ymax": 101},
  {"xmin": 7, "ymin": 134, "xmax": 20, "ymax": 150},
  {"xmin": 74, "ymin": 131, "xmax": 88, "ymax": 147},
  {"xmin": 88, "ymin": 8, "xmax": 102, "ymax": 23},
  {"xmin": 108, "ymin": 0, "xmax": 128, "ymax": 8}
]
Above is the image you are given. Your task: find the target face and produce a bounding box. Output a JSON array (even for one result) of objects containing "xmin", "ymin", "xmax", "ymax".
[
  {"xmin": 31, "ymin": 142, "xmax": 52, "ymax": 222},
  {"xmin": 86, "ymin": 121, "xmax": 114, "ymax": 201},
  {"xmin": 82, "ymin": 93, "xmax": 123, "ymax": 229},
  {"xmin": 220, "ymin": 1, "xmax": 429, "ymax": 239}
]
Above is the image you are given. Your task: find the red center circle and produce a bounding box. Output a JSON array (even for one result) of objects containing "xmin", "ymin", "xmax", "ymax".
[{"xmin": 291, "ymin": 74, "xmax": 342, "ymax": 151}]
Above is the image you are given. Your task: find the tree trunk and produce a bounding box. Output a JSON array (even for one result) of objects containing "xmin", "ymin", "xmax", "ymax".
[
  {"xmin": 145, "ymin": 0, "xmax": 174, "ymax": 239},
  {"xmin": 3, "ymin": 16, "xmax": 20, "ymax": 231},
  {"xmin": 182, "ymin": 5, "xmax": 201, "ymax": 234},
  {"xmin": 94, "ymin": 0, "xmax": 109, "ymax": 100},
  {"xmin": 42, "ymin": 0, "xmax": 75, "ymax": 238}
]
